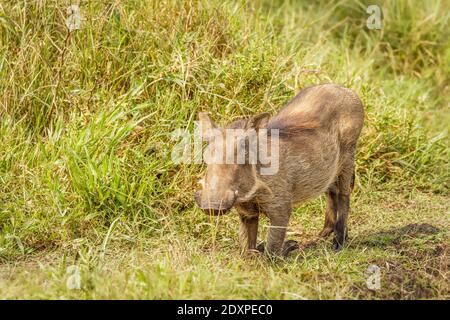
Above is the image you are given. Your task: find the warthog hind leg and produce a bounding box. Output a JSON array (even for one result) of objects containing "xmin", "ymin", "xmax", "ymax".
[{"xmin": 319, "ymin": 182, "xmax": 338, "ymax": 238}]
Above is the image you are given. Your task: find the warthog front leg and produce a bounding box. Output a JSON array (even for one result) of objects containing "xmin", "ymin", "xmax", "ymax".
[
  {"xmin": 239, "ymin": 216, "xmax": 259, "ymax": 253},
  {"xmin": 255, "ymin": 201, "xmax": 297, "ymax": 257},
  {"xmin": 256, "ymin": 220, "xmax": 298, "ymax": 257},
  {"xmin": 265, "ymin": 210, "xmax": 293, "ymax": 256}
]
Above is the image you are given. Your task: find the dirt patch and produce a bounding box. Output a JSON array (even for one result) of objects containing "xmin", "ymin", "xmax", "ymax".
[
  {"xmin": 352, "ymin": 243, "xmax": 449, "ymax": 299},
  {"xmin": 348, "ymin": 223, "xmax": 448, "ymax": 299},
  {"xmin": 357, "ymin": 223, "xmax": 442, "ymax": 248}
]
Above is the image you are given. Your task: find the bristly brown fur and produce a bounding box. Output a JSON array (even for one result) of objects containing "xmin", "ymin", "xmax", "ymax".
[
  {"xmin": 267, "ymin": 121, "xmax": 321, "ymax": 137},
  {"xmin": 195, "ymin": 84, "xmax": 365, "ymax": 256}
]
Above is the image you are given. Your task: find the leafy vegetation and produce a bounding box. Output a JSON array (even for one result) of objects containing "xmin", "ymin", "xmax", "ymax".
[{"xmin": 0, "ymin": 0, "xmax": 448, "ymax": 299}]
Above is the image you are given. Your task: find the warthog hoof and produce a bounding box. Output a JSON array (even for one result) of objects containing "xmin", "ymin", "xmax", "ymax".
[
  {"xmin": 256, "ymin": 240, "xmax": 299, "ymax": 257},
  {"xmin": 256, "ymin": 242, "xmax": 265, "ymax": 253},
  {"xmin": 332, "ymin": 234, "xmax": 348, "ymax": 251},
  {"xmin": 282, "ymin": 240, "xmax": 299, "ymax": 256},
  {"xmin": 332, "ymin": 238, "xmax": 343, "ymax": 251}
]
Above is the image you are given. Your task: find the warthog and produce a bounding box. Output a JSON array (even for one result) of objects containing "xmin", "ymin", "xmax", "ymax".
[{"xmin": 194, "ymin": 84, "xmax": 364, "ymax": 255}]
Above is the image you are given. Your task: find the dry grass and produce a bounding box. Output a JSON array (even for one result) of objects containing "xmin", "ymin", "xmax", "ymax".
[{"xmin": 0, "ymin": 0, "xmax": 448, "ymax": 299}]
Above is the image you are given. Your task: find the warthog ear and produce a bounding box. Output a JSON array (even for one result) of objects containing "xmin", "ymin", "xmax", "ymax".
[
  {"xmin": 199, "ymin": 112, "xmax": 218, "ymax": 140},
  {"xmin": 246, "ymin": 112, "xmax": 270, "ymax": 129}
]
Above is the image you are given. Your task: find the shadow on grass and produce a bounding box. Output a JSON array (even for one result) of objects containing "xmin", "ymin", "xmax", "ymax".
[
  {"xmin": 355, "ymin": 223, "xmax": 442, "ymax": 248},
  {"xmin": 292, "ymin": 223, "xmax": 447, "ymax": 299},
  {"xmin": 296, "ymin": 223, "xmax": 443, "ymax": 251}
]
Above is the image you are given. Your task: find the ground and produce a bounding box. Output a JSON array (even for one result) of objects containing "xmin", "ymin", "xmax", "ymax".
[{"xmin": 1, "ymin": 189, "xmax": 448, "ymax": 299}]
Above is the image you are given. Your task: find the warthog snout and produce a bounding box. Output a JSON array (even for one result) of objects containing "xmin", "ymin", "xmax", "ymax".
[{"xmin": 194, "ymin": 189, "xmax": 237, "ymax": 215}]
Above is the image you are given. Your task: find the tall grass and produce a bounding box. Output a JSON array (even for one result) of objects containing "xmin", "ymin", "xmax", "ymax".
[{"xmin": 0, "ymin": 0, "xmax": 448, "ymax": 299}]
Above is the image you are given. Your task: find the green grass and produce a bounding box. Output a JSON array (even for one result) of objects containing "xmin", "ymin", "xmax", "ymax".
[{"xmin": 0, "ymin": 0, "xmax": 448, "ymax": 299}]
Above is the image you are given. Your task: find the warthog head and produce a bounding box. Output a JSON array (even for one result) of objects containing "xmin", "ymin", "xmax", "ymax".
[{"xmin": 194, "ymin": 112, "xmax": 271, "ymax": 215}]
